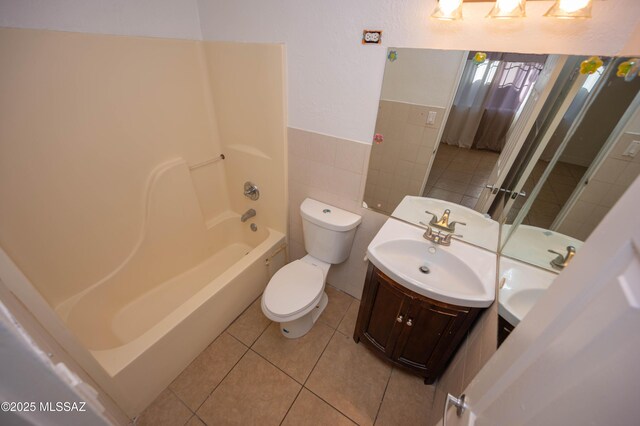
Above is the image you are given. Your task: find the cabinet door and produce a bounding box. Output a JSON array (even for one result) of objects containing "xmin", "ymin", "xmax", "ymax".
[
  {"xmin": 392, "ymin": 298, "xmax": 470, "ymax": 378},
  {"xmin": 358, "ymin": 268, "xmax": 411, "ymax": 358}
]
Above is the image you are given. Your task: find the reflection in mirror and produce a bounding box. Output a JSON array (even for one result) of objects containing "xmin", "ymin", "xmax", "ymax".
[
  {"xmin": 498, "ymin": 59, "xmax": 640, "ymax": 346},
  {"xmin": 501, "ymin": 57, "xmax": 640, "ymax": 270},
  {"xmin": 363, "ymin": 48, "xmax": 569, "ymax": 252}
]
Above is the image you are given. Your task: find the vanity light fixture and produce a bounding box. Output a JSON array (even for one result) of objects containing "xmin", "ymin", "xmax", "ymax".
[
  {"xmin": 544, "ymin": 0, "xmax": 593, "ymax": 19},
  {"xmin": 487, "ymin": 0, "xmax": 526, "ymax": 19},
  {"xmin": 431, "ymin": 0, "xmax": 464, "ymax": 20}
]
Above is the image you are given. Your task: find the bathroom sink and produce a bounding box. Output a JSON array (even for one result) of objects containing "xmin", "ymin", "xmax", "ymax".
[
  {"xmin": 498, "ymin": 257, "xmax": 557, "ymax": 326},
  {"xmin": 367, "ymin": 218, "xmax": 495, "ymax": 307}
]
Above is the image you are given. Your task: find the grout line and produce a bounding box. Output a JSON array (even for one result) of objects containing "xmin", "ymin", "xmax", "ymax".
[
  {"xmin": 302, "ymin": 328, "xmax": 337, "ymax": 387},
  {"xmin": 373, "ymin": 366, "xmax": 393, "ymax": 425},
  {"xmin": 300, "ymin": 330, "xmax": 364, "ymax": 425},
  {"xmin": 278, "ymin": 385, "xmax": 304, "ymax": 426},
  {"xmin": 188, "ymin": 335, "xmax": 250, "ymax": 416},
  {"xmin": 251, "ymin": 348, "xmax": 304, "ymax": 385},
  {"xmin": 302, "ymin": 386, "xmax": 360, "ymax": 426}
]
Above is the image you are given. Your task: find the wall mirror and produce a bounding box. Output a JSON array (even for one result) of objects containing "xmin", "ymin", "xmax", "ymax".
[{"xmin": 361, "ymin": 47, "xmax": 640, "ymax": 345}]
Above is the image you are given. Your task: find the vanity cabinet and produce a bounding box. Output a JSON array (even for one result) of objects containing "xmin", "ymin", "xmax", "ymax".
[{"xmin": 354, "ymin": 263, "xmax": 482, "ymax": 383}]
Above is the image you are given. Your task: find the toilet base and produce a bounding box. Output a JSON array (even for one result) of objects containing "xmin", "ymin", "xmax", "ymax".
[{"xmin": 279, "ymin": 291, "xmax": 328, "ymax": 339}]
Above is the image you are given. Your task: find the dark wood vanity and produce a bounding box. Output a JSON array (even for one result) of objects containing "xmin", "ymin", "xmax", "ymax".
[{"xmin": 354, "ymin": 263, "xmax": 482, "ymax": 384}]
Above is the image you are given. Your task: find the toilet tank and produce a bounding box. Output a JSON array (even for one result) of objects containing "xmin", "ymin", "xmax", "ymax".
[{"xmin": 300, "ymin": 198, "xmax": 362, "ymax": 264}]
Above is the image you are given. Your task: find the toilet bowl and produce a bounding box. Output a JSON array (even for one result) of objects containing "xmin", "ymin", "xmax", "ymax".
[{"xmin": 262, "ymin": 198, "xmax": 361, "ymax": 338}]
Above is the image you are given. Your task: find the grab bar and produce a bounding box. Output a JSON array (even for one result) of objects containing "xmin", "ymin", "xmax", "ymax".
[{"xmin": 189, "ymin": 154, "xmax": 225, "ymax": 170}]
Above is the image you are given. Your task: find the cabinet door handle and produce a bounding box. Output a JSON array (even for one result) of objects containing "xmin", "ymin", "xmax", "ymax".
[
  {"xmin": 396, "ymin": 314, "xmax": 404, "ymax": 323},
  {"xmin": 406, "ymin": 318, "xmax": 413, "ymax": 326}
]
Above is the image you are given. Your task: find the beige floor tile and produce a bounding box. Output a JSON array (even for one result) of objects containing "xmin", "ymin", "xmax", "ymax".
[
  {"xmin": 136, "ymin": 389, "xmax": 192, "ymax": 426},
  {"xmin": 282, "ymin": 388, "xmax": 356, "ymax": 426},
  {"xmin": 197, "ymin": 350, "xmax": 301, "ymax": 426},
  {"xmin": 319, "ymin": 285, "xmax": 355, "ymax": 328},
  {"xmin": 169, "ymin": 332, "xmax": 247, "ymax": 411},
  {"xmin": 185, "ymin": 415, "xmax": 206, "ymax": 426},
  {"xmin": 253, "ymin": 321, "xmax": 334, "ymax": 384},
  {"xmin": 305, "ymin": 332, "xmax": 392, "ymax": 426},
  {"xmin": 337, "ymin": 300, "xmax": 360, "ymax": 337},
  {"xmin": 226, "ymin": 297, "xmax": 271, "ymax": 346},
  {"xmin": 375, "ymin": 368, "xmax": 436, "ymax": 426}
]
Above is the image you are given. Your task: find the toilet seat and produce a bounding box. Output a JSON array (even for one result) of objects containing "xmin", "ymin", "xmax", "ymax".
[{"xmin": 262, "ymin": 260, "xmax": 324, "ymax": 321}]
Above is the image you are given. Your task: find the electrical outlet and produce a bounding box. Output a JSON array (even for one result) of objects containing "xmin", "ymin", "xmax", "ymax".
[{"xmin": 362, "ymin": 30, "xmax": 382, "ymax": 45}]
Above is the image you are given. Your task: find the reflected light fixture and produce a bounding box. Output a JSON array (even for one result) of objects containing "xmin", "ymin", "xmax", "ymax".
[
  {"xmin": 544, "ymin": 0, "xmax": 593, "ymax": 19},
  {"xmin": 487, "ymin": 0, "xmax": 526, "ymax": 19},
  {"xmin": 431, "ymin": 0, "xmax": 464, "ymax": 20}
]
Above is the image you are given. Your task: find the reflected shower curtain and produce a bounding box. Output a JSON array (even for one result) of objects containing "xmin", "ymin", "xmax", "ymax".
[{"xmin": 441, "ymin": 52, "xmax": 547, "ymax": 152}]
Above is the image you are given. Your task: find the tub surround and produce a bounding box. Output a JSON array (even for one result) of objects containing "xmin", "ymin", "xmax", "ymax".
[{"xmin": 0, "ymin": 27, "xmax": 286, "ymax": 417}]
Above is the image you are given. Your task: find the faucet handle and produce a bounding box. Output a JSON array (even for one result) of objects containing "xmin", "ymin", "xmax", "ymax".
[
  {"xmin": 548, "ymin": 246, "xmax": 576, "ymax": 270},
  {"xmin": 443, "ymin": 233, "xmax": 463, "ymax": 242},
  {"xmin": 424, "ymin": 210, "xmax": 438, "ymax": 222},
  {"xmin": 422, "ymin": 225, "xmax": 434, "ymax": 239},
  {"xmin": 449, "ymin": 221, "xmax": 467, "ymax": 228}
]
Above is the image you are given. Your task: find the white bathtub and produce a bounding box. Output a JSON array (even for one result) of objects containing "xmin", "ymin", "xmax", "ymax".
[
  {"xmin": 59, "ymin": 214, "xmax": 283, "ymax": 414},
  {"xmin": 47, "ymin": 159, "xmax": 287, "ymax": 415}
]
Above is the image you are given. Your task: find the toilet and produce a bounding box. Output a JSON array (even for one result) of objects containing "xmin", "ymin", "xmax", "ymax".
[{"xmin": 262, "ymin": 198, "xmax": 361, "ymax": 338}]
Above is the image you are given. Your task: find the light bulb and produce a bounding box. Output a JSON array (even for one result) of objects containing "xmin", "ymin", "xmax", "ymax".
[
  {"xmin": 487, "ymin": 0, "xmax": 526, "ymax": 18},
  {"xmin": 544, "ymin": 0, "xmax": 592, "ymax": 19},
  {"xmin": 558, "ymin": 0, "xmax": 590, "ymax": 13},
  {"xmin": 439, "ymin": 0, "xmax": 462, "ymax": 15},
  {"xmin": 431, "ymin": 0, "xmax": 463, "ymax": 20},
  {"xmin": 496, "ymin": 0, "xmax": 521, "ymax": 13}
]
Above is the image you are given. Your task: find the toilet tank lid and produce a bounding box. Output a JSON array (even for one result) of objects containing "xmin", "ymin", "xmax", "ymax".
[{"xmin": 300, "ymin": 198, "xmax": 362, "ymax": 232}]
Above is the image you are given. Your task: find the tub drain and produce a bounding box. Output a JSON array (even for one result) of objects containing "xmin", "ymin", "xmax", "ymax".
[{"xmin": 419, "ymin": 265, "xmax": 430, "ymax": 274}]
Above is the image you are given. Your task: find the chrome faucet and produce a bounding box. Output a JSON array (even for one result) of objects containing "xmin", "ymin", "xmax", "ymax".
[
  {"xmin": 241, "ymin": 208, "xmax": 256, "ymax": 222},
  {"xmin": 425, "ymin": 209, "xmax": 466, "ymax": 233},
  {"xmin": 548, "ymin": 246, "xmax": 576, "ymax": 270},
  {"xmin": 420, "ymin": 224, "xmax": 462, "ymax": 247}
]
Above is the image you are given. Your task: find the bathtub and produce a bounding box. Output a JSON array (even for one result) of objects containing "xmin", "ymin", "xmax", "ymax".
[
  {"xmin": 48, "ymin": 159, "xmax": 286, "ymax": 415},
  {"xmin": 58, "ymin": 215, "xmax": 283, "ymax": 414}
]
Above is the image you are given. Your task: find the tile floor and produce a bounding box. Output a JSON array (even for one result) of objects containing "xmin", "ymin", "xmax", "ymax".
[
  {"xmin": 423, "ymin": 144, "xmax": 500, "ymax": 210},
  {"xmin": 136, "ymin": 285, "xmax": 436, "ymax": 426}
]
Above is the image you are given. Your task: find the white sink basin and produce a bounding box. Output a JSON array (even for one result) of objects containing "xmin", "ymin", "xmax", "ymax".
[
  {"xmin": 391, "ymin": 196, "xmax": 499, "ymax": 252},
  {"xmin": 499, "ymin": 257, "xmax": 557, "ymax": 326},
  {"xmin": 367, "ymin": 218, "xmax": 496, "ymax": 308}
]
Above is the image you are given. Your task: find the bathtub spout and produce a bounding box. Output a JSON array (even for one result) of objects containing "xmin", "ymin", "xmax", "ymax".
[{"xmin": 241, "ymin": 209, "xmax": 257, "ymax": 222}]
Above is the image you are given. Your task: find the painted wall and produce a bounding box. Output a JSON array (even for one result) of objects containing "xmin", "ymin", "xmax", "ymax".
[
  {"xmin": 0, "ymin": 0, "xmax": 202, "ymax": 39},
  {"xmin": 196, "ymin": 0, "xmax": 640, "ymax": 144}
]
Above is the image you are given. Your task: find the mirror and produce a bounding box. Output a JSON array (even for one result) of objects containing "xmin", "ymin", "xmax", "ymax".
[
  {"xmin": 364, "ymin": 48, "xmax": 556, "ymax": 251},
  {"xmin": 501, "ymin": 57, "xmax": 640, "ymax": 268},
  {"xmin": 358, "ymin": 47, "xmax": 640, "ymax": 346}
]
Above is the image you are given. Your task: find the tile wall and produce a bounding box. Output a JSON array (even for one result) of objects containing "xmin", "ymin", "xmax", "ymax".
[
  {"xmin": 364, "ymin": 100, "xmax": 446, "ymax": 215},
  {"xmin": 558, "ymin": 132, "xmax": 640, "ymax": 240},
  {"xmin": 288, "ymin": 128, "xmax": 388, "ymax": 299}
]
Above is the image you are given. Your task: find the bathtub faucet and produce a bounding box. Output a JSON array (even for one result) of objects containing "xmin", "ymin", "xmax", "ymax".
[{"xmin": 241, "ymin": 209, "xmax": 257, "ymax": 222}]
